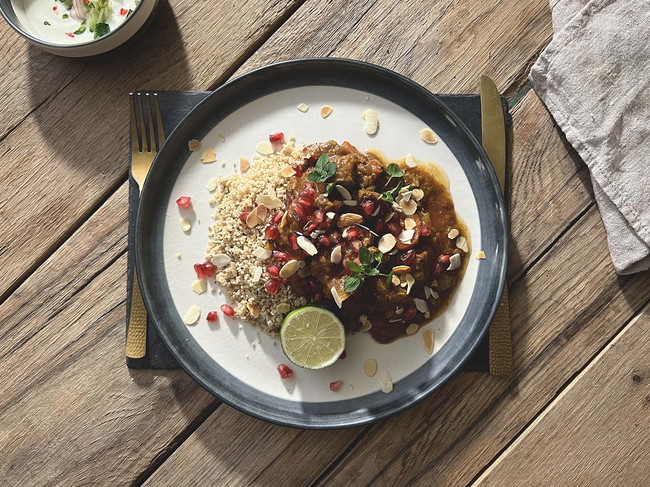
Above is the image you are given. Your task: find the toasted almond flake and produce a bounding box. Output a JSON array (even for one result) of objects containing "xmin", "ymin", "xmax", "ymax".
[
  {"xmin": 371, "ymin": 206, "xmax": 381, "ymax": 217},
  {"xmin": 379, "ymin": 370, "xmax": 393, "ymax": 393},
  {"xmin": 398, "ymin": 228, "xmax": 415, "ymax": 243},
  {"xmin": 338, "ymin": 213, "xmax": 363, "ymax": 227},
  {"xmin": 330, "ymin": 245, "xmax": 343, "ymax": 264},
  {"xmin": 448, "ymin": 228, "xmax": 459, "ymax": 239},
  {"xmin": 357, "ymin": 224, "xmax": 379, "ymax": 237},
  {"xmin": 404, "ymin": 218, "xmax": 416, "ymax": 230},
  {"xmin": 252, "ymin": 247, "xmax": 272, "ymax": 261},
  {"xmin": 343, "ymin": 200, "xmax": 357, "ymax": 206},
  {"xmin": 255, "ymin": 141, "xmax": 274, "ymax": 155},
  {"xmin": 252, "ymin": 266, "xmax": 263, "ymax": 282},
  {"xmin": 405, "ymin": 274, "xmax": 415, "ymax": 294},
  {"xmin": 297, "ymin": 103, "xmax": 309, "ymax": 112},
  {"xmin": 297, "ymin": 235, "xmax": 318, "ymax": 256},
  {"xmin": 192, "ymin": 280, "xmax": 207, "ymax": 295},
  {"xmin": 399, "ymin": 275, "xmax": 408, "ymax": 287},
  {"xmin": 183, "ymin": 306, "xmax": 201, "ymax": 325},
  {"xmin": 246, "ymin": 204, "xmax": 268, "ymax": 228},
  {"xmin": 175, "ymin": 253, "xmax": 182, "ymax": 260},
  {"xmin": 336, "ymin": 184, "xmax": 352, "ymax": 200},
  {"xmin": 475, "ymin": 250, "xmax": 486, "ymax": 260},
  {"xmin": 276, "ymin": 303, "xmax": 291, "ymax": 314},
  {"xmin": 456, "ymin": 235, "xmax": 469, "ymax": 253},
  {"xmin": 414, "ymin": 298, "xmax": 429, "ymax": 313},
  {"xmin": 401, "ymin": 191, "xmax": 412, "ymax": 202},
  {"xmin": 188, "ymin": 139, "xmax": 201, "ymax": 151},
  {"xmin": 362, "ymin": 109, "xmax": 379, "ymax": 135},
  {"xmin": 211, "ymin": 253, "xmax": 232, "ymax": 267},
  {"xmin": 200, "ymin": 147, "xmax": 217, "ymax": 163},
  {"xmin": 422, "ymin": 328, "xmax": 435, "ymax": 354},
  {"xmin": 364, "ymin": 359, "xmax": 378, "ymax": 377},
  {"xmin": 424, "ymin": 311, "xmax": 431, "ymax": 319},
  {"xmin": 207, "ymin": 178, "xmax": 218, "ymax": 192},
  {"xmin": 395, "ymin": 306, "xmax": 404, "ymax": 315},
  {"xmin": 326, "ymin": 211, "xmax": 336, "ymax": 220},
  {"xmin": 279, "ymin": 260, "xmax": 300, "ymax": 278},
  {"xmin": 279, "ymin": 210, "xmax": 290, "ymax": 229},
  {"xmin": 406, "ymin": 323, "xmax": 419, "ymax": 335},
  {"xmin": 384, "ymin": 211, "xmax": 395, "ymax": 222},
  {"xmin": 431, "ymin": 291, "xmax": 439, "ymax": 299},
  {"xmin": 389, "ymin": 318, "xmax": 402, "ymax": 323},
  {"xmin": 420, "ymin": 128, "xmax": 438, "ymax": 144},
  {"xmin": 392, "ymin": 265, "xmax": 411, "ymax": 275},
  {"xmin": 320, "ymin": 105, "xmax": 333, "ymax": 118},
  {"xmin": 239, "ymin": 157, "xmax": 250, "ymax": 172},
  {"xmin": 447, "ymin": 253, "xmax": 462, "ymax": 271},
  {"xmin": 405, "ymin": 153, "xmax": 417, "ymax": 168},
  {"xmin": 256, "ymin": 194, "xmax": 283, "ymax": 209},
  {"xmin": 180, "ymin": 217, "xmax": 192, "ymax": 232},
  {"xmin": 219, "ymin": 133, "xmax": 225, "ymax": 142},
  {"xmin": 391, "ymin": 274, "xmax": 401, "ymax": 286},
  {"xmin": 424, "ymin": 285, "xmax": 433, "ymax": 299},
  {"xmin": 331, "ymin": 286, "xmax": 343, "ymax": 308},
  {"xmin": 246, "ymin": 302, "xmax": 261, "ymax": 318},
  {"xmin": 220, "ymin": 160, "xmax": 226, "ymax": 168},
  {"xmin": 280, "ymin": 165, "xmax": 296, "ymax": 177},
  {"xmin": 400, "ymin": 199, "xmax": 417, "ymax": 216},
  {"xmin": 431, "ymin": 279, "xmax": 438, "ymax": 288},
  {"xmin": 359, "ymin": 314, "xmax": 372, "ymax": 331},
  {"xmin": 297, "ymin": 266, "xmax": 311, "ymax": 278},
  {"xmin": 412, "ymin": 188, "xmax": 424, "ymax": 201}
]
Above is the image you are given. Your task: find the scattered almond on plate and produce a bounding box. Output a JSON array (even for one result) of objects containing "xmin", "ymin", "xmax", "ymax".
[
  {"xmin": 200, "ymin": 147, "xmax": 217, "ymax": 163},
  {"xmin": 297, "ymin": 103, "xmax": 309, "ymax": 112},
  {"xmin": 320, "ymin": 105, "xmax": 333, "ymax": 118},
  {"xmin": 188, "ymin": 139, "xmax": 201, "ymax": 151},
  {"xmin": 180, "ymin": 217, "xmax": 192, "ymax": 232},
  {"xmin": 184, "ymin": 306, "xmax": 201, "ymax": 325},
  {"xmin": 239, "ymin": 157, "xmax": 250, "ymax": 172},
  {"xmin": 475, "ymin": 251, "xmax": 486, "ymax": 259},
  {"xmin": 420, "ymin": 128, "xmax": 438, "ymax": 144}
]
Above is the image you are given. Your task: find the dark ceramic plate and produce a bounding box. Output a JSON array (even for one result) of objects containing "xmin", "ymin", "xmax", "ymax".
[{"xmin": 136, "ymin": 59, "xmax": 507, "ymax": 429}]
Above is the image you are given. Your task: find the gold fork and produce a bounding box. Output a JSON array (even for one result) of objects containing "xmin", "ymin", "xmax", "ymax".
[{"xmin": 126, "ymin": 92, "xmax": 165, "ymax": 359}]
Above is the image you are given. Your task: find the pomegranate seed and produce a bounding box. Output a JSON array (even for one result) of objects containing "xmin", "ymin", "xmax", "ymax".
[
  {"xmin": 119, "ymin": 7, "xmax": 128, "ymax": 15},
  {"xmin": 434, "ymin": 263, "xmax": 442, "ymax": 275},
  {"xmin": 221, "ymin": 304, "xmax": 235, "ymax": 317},
  {"xmin": 420, "ymin": 225, "xmax": 431, "ymax": 236},
  {"xmin": 266, "ymin": 265, "xmax": 280, "ymax": 277},
  {"xmin": 291, "ymin": 163, "xmax": 302, "ymax": 177},
  {"xmin": 239, "ymin": 211, "xmax": 251, "ymax": 224},
  {"xmin": 298, "ymin": 198, "xmax": 314, "ymax": 209},
  {"xmin": 52, "ymin": 5, "xmax": 57, "ymax": 10},
  {"xmin": 329, "ymin": 380, "xmax": 343, "ymax": 392},
  {"xmin": 176, "ymin": 196, "xmax": 192, "ymax": 208},
  {"xmin": 399, "ymin": 250, "xmax": 416, "ymax": 267},
  {"xmin": 277, "ymin": 364, "xmax": 293, "ymax": 379},
  {"xmin": 374, "ymin": 220, "xmax": 386, "ymax": 234},
  {"xmin": 265, "ymin": 224, "xmax": 280, "ymax": 240},
  {"xmin": 351, "ymin": 240, "xmax": 363, "ymax": 252},
  {"xmin": 318, "ymin": 235, "xmax": 332, "ymax": 246},
  {"xmin": 269, "ymin": 132, "xmax": 285, "ymax": 144},
  {"xmin": 193, "ymin": 263, "xmax": 207, "ymax": 279},
  {"xmin": 203, "ymin": 262, "xmax": 216, "ymax": 277},
  {"xmin": 265, "ymin": 279, "xmax": 281, "ymax": 295},
  {"xmin": 339, "ymin": 350, "xmax": 347, "ymax": 359},
  {"xmin": 272, "ymin": 250, "xmax": 288, "ymax": 262},
  {"xmin": 305, "ymin": 182, "xmax": 316, "ymax": 190},
  {"xmin": 438, "ymin": 254, "xmax": 451, "ymax": 264},
  {"xmin": 404, "ymin": 307, "xmax": 417, "ymax": 320},
  {"xmin": 360, "ymin": 199, "xmax": 376, "ymax": 217},
  {"xmin": 294, "ymin": 204, "xmax": 309, "ymax": 222},
  {"xmin": 272, "ymin": 210, "xmax": 284, "ymax": 224},
  {"xmin": 329, "ymin": 231, "xmax": 341, "ymax": 244},
  {"xmin": 206, "ymin": 311, "xmax": 218, "ymax": 323},
  {"xmin": 65, "ymin": 32, "xmax": 74, "ymax": 37},
  {"xmin": 303, "ymin": 221, "xmax": 318, "ymax": 233},
  {"xmin": 303, "ymin": 187, "xmax": 318, "ymax": 201},
  {"xmin": 288, "ymin": 232, "xmax": 300, "ymax": 250},
  {"xmin": 345, "ymin": 228, "xmax": 360, "ymax": 240}
]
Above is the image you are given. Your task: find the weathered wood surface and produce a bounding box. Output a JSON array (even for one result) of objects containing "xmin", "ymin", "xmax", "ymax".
[{"xmin": 474, "ymin": 304, "xmax": 650, "ymax": 487}]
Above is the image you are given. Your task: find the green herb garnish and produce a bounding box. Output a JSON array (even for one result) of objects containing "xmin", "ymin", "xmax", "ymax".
[
  {"xmin": 326, "ymin": 182, "xmax": 336, "ymax": 196},
  {"xmin": 379, "ymin": 181, "xmax": 403, "ymax": 204},
  {"xmin": 62, "ymin": 13, "xmax": 69, "ymax": 19},
  {"xmin": 386, "ymin": 163, "xmax": 404, "ymax": 178},
  {"xmin": 343, "ymin": 247, "xmax": 392, "ymax": 293},
  {"xmin": 307, "ymin": 154, "xmax": 337, "ymax": 183},
  {"xmin": 44, "ymin": 21, "xmax": 51, "ymax": 26},
  {"xmin": 59, "ymin": 0, "xmax": 73, "ymax": 9},
  {"xmin": 73, "ymin": 24, "xmax": 86, "ymax": 35},
  {"xmin": 93, "ymin": 22, "xmax": 110, "ymax": 39}
]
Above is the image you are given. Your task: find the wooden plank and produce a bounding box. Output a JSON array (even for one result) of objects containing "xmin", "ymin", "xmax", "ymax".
[
  {"xmin": 474, "ymin": 304, "xmax": 650, "ymax": 487},
  {"xmin": 0, "ymin": 0, "xmax": 300, "ymax": 300}
]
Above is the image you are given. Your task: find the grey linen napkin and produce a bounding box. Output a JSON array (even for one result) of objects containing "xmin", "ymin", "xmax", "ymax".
[{"xmin": 530, "ymin": 0, "xmax": 650, "ymax": 274}]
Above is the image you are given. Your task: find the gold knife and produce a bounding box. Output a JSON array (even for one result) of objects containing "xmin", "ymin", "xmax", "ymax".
[{"xmin": 480, "ymin": 76, "xmax": 513, "ymax": 375}]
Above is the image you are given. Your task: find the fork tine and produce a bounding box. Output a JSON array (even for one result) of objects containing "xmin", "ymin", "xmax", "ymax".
[
  {"xmin": 136, "ymin": 93, "xmax": 150, "ymax": 152},
  {"xmin": 129, "ymin": 93, "xmax": 141, "ymax": 152},
  {"xmin": 153, "ymin": 93, "xmax": 165, "ymax": 149},
  {"xmin": 145, "ymin": 93, "xmax": 156, "ymax": 153}
]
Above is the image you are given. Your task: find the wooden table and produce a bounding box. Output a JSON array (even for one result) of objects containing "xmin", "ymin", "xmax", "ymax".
[{"xmin": 1, "ymin": 1, "xmax": 648, "ymax": 485}]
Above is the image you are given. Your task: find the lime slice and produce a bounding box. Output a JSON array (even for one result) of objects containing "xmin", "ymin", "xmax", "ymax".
[{"xmin": 280, "ymin": 306, "xmax": 346, "ymax": 369}]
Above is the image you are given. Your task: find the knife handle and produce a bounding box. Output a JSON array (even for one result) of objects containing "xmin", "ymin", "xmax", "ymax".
[
  {"xmin": 489, "ymin": 286, "xmax": 513, "ymax": 375},
  {"xmin": 125, "ymin": 271, "xmax": 147, "ymax": 359}
]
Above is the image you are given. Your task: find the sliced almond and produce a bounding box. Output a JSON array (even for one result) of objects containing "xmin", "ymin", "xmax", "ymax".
[
  {"xmin": 406, "ymin": 323, "xmax": 419, "ymax": 335},
  {"xmin": 398, "ymin": 228, "xmax": 415, "ymax": 243},
  {"xmin": 330, "ymin": 245, "xmax": 343, "ymax": 264},
  {"xmin": 297, "ymin": 235, "xmax": 318, "ymax": 256},
  {"xmin": 362, "ymin": 109, "xmax": 379, "ymax": 135},
  {"xmin": 256, "ymin": 194, "xmax": 283, "ymax": 209},
  {"xmin": 297, "ymin": 103, "xmax": 309, "ymax": 112},
  {"xmin": 395, "ymin": 306, "xmax": 404, "ymax": 315},
  {"xmin": 359, "ymin": 314, "xmax": 372, "ymax": 331},
  {"xmin": 252, "ymin": 247, "xmax": 272, "ymax": 261},
  {"xmin": 183, "ymin": 306, "xmax": 201, "ymax": 325},
  {"xmin": 338, "ymin": 213, "xmax": 363, "ymax": 227},
  {"xmin": 391, "ymin": 274, "xmax": 401, "ymax": 286},
  {"xmin": 276, "ymin": 303, "xmax": 291, "ymax": 314},
  {"xmin": 401, "ymin": 190, "xmax": 412, "ymax": 202},
  {"xmin": 448, "ymin": 228, "xmax": 459, "ymax": 239},
  {"xmin": 219, "ymin": 133, "xmax": 226, "ymax": 142},
  {"xmin": 176, "ymin": 253, "xmax": 182, "ymax": 259},
  {"xmin": 201, "ymin": 147, "xmax": 217, "ymax": 163},
  {"xmin": 279, "ymin": 210, "xmax": 290, "ymax": 230},
  {"xmin": 475, "ymin": 250, "xmax": 486, "ymax": 260},
  {"xmin": 431, "ymin": 279, "xmax": 438, "ymax": 288},
  {"xmin": 211, "ymin": 253, "xmax": 231, "ymax": 267},
  {"xmin": 239, "ymin": 157, "xmax": 250, "ymax": 172},
  {"xmin": 320, "ymin": 105, "xmax": 333, "ymax": 118},
  {"xmin": 246, "ymin": 302, "xmax": 261, "ymax": 318},
  {"xmin": 188, "ymin": 139, "xmax": 201, "ymax": 151},
  {"xmin": 246, "ymin": 204, "xmax": 268, "ymax": 228},
  {"xmin": 252, "ymin": 266, "xmax": 263, "ymax": 282},
  {"xmin": 207, "ymin": 178, "xmax": 218, "ymax": 192},
  {"xmin": 431, "ymin": 291, "xmax": 439, "ymax": 299},
  {"xmin": 343, "ymin": 200, "xmax": 358, "ymax": 206},
  {"xmin": 280, "ymin": 165, "xmax": 296, "ymax": 178},
  {"xmin": 384, "ymin": 211, "xmax": 395, "ymax": 222},
  {"xmin": 420, "ymin": 128, "xmax": 438, "ymax": 144},
  {"xmin": 192, "ymin": 280, "xmax": 207, "ymax": 295},
  {"xmin": 404, "ymin": 218, "xmax": 416, "ymax": 230},
  {"xmin": 326, "ymin": 211, "xmax": 336, "ymax": 220},
  {"xmin": 280, "ymin": 260, "xmax": 300, "ymax": 278},
  {"xmin": 400, "ymin": 199, "xmax": 417, "ymax": 216},
  {"xmin": 405, "ymin": 153, "xmax": 417, "ymax": 168},
  {"xmin": 331, "ymin": 286, "xmax": 343, "ymax": 308},
  {"xmin": 379, "ymin": 370, "xmax": 393, "ymax": 393},
  {"xmin": 336, "ymin": 184, "xmax": 352, "ymax": 200},
  {"xmin": 456, "ymin": 235, "xmax": 469, "ymax": 253},
  {"xmin": 414, "ymin": 298, "xmax": 429, "ymax": 314},
  {"xmin": 378, "ymin": 233, "xmax": 397, "ymax": 253},
  {"xmin": 422, "ymin": 328, "xmax": 435, "ymax": 354},
  {"xmin": 412, "ymin": 188, "xmax": 424, "ymax": 201},
  {"xmin": 447, "ymin": 253, "xmax": 462, "ymax": 271},
  {"xmin": 424, "ymin": 285, "xmax": 433, "ymax": 299},
  {"xmin": 180, "ymin": 217, "xmax": 192, "ymax": 232},
  {"xmin": 405, "ymin": 273, "xmax": 415, "ymax": 294},
  {"xmin": 364, "ymin": 359, "xmax": 378, "ymax": 377},
  {"xmin": 255, "ymin": 141, "xmax": 274, "ymax": 155},
  {"xmin": 392, "ymin": 265, "xmax": 411, "ymax": 275}
]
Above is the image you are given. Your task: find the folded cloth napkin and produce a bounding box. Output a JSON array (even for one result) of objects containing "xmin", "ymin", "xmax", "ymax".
[{"xmin": 530, "ymin": 0, "xmax": 650, "ymax": 274}]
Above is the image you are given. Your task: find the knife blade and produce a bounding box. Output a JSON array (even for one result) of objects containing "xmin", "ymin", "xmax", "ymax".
[{"xmin": 480, "ymin": 75, "xmax": 512, "ymax": 375}]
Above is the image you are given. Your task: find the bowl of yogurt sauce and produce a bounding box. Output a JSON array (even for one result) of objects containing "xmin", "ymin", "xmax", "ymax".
[{"xmin": 1, "ymin": 0, "xmax": 158, "ymax": 56}]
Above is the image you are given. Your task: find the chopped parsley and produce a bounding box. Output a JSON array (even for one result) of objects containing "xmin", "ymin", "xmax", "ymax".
[
  {"xmin": 43, "ymin": 21, "xmax": 51, "ymax": 26},
  {"xmin": 62, "ymin": 13, "xmax": 69, "ymax": 19},
  {"xmin": 73, "ymin": 24, "xmax": 86, "ymax": 35},
  {"xmin": 307, "ymin": 154, "xmax": 337, "ymax": 183}
]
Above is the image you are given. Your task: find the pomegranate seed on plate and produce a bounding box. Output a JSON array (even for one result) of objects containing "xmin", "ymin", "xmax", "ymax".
[
  {"xmin": 318, "ymin": 235, "xmax": 332, "ymax": 246},
  {"xmin": 291, "ymin": 163, "xmax": 302, "ymax": 177},
  {"xmin": 266, "ymin": 265, "xmax": 280, "ymax": 277},
  {"xmin": 329, "ymin": 381, "xmax": 343, "ymax": 392},
  {"xmin": 300, "ymin": 186, "xmax": 317, "ymax": 202},
  {"xmin": 265, "ymin": 224, "xmax": 280, "ymax": 240},
  {"xmin": 269, "ymin": 132, "xmax": 285, "ymax": 144},
  {"xmin": 433, "ymin": 263, "xmax": 442, "ymax": 275},
  {"xmin": 203, "ymin": 262, "xmax": 216, "ymax": 277},
  {"xmin": 288, "ymin": 232, "xmax": 300, "ymax": 250},
  {"xmin": 206, "ymin": 311, "xmax": 218, "ymax": 323},
  {"xmin": 329, "ymin": 231, "xmax": 341, "ymax": 243},
  {"xmin": 360, "ymin": 199, "xmax": 375, "ymax": 217},
  {"xmin": 294, "ymin": 204, "xmax": 309, "ymax": 222},
  {"xmin": 193, "ymin": 263, "xmax": 207, "ymax": 279},
  {"xmin": 399, "ymin": 250, "xmax": 416, "ymax": 267},
  {"xmin": 313, "ymin": 292, "xmax": 322, "ymax": 302},
  {"xmin": 350, "ymin": 240, "xmax": 363, "ymax": 252},
  {"xmin": 403, "ymin": 307, "xmax": 417, "ymax": 320},
  {"xmin": 220, "ymin": 304, "xmax": 235, "ymax": 317},
  {"xmin": 176, "ymin": 196, "xmax": 191, "ymax": 208},
  {"xmin": 119, "ymin": 7, "xmax": 128, "ymax": 15},
  {"xmin": 298, "ymin": 198, "xmax": 313, "ymax": 209},
  {"xmin": 277, "ymin": 364, "xmax": 293, "ymax": 379},
  {"xmin": 265, "ymin": 279, "xmax": 281, "ymax": 295},
  {"xmin": 303, "ymin": 221, "xmax": 318, "ymax": 233},
  {"xmin": 420, "ymin": 225, "xmax": 431, "ymax": 236},
  {"xmin": 239, "ymin": 211, "xmax": 250, "ymax": 224},
  {"xmin": 272, "ymin": 210, "xmax": 284, "ymax": 224},
  {"xmin": 313, "ymin": 209, "xmax": 324, "ymax": 222},
  {"xmin": 345, "ymin": 228, "xmax": 360, "ymax": 240},
  {"xmin": 438, "ymin": 254, "xmax": 451, "ymax": 264},
  {"xmin": 272, "ymin": 250, "xmax": 288, "ymax": 262}
]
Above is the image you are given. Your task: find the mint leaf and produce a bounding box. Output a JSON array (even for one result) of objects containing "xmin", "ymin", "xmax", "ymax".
[
  {"xmin": 386, "ymin": 270, "xmax": 394, "ymax": 286},
  {"xmin": 326, "ymin": 182, "xmax": 336, "ymax": 195},
  {"xmin": 93, "ymin": 22, "xmax": 110, "ymax": 39},
  {"xmin": 344, "ymin": 275, "xmax": 364, "ymax": 293},
  {"xmin": 345, "ymin": 261, "xmax": 365, "ymax": 273},
  {"xmin": 359, "ymin": 247, "xmax": 373, "ymax": 266},
  {"xmin": 380, "ymin": 181, "xmax": 404, "ymax": 203},
  {"xmin": 307, "ymin": 154, "xmax": 337, "ymax": 183},
  {"xmin": 386, "ymin": 163, "xmax": 404, "ymax": 178}
]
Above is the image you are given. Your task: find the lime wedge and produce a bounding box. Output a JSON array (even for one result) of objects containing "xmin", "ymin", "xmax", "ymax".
[{"xmin": 280, "ymin": 306, "xmax": 346, "ymax": 369}]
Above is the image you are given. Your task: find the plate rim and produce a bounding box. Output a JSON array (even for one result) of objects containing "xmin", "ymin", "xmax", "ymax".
[{"xmin": 136, "ymin": 58, "xmax": 508, "ymax": 429}]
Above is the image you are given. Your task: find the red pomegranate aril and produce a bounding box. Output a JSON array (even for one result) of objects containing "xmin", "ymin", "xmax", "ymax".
[
  {"xmin": 265, "ymin": 279, "xmax": 281, "ymax": 295},
  {"xmin": 420, "ymin": 225, "xmax": 431, "ymax": 236},
  {"xmin": 345, "ymin": 228, "xmax": 360, "ymax": 240},
  {"xmin": 203, "ymin": 262, "xmax": 216, "ymax": 277},
  {"xmin": 265, "ymin": 224, "xmax": 280, "ymax": 240},
  {"xmin": 266, "ymin": 265, "xmax": 280, "ymax": 277},
  {"xmin": 239, "ymin": 211, "xmax": 251, "ymax": 224},
  {"xmin": 277, "ymin": 364, "xmax": 293, "ymax": 379},
  {"xmin": 272, "ymin": 210, "xmax": 284, "ymax": 224},
  {"xmin": 272, "ymin": 250, "xmax": 288, "ymax": 262},
  {"xmin": 300, "ymin": 187, "xmax": 317, "ymax": 202},
  {"xmin": 330, "ymin": 231, "xmax": 341, "ymax": 244},
  {"xmin": 313, "ymin": 209, "xmax": 324, "ymax": 223},
  {"xmin": 269, "ymin": 132, "xmax": 285, "ymax": 144},
  {"xmin": 288, "ymin": 232, "xmax": 300, "ymax": 250},
  {"xmin": 291, "ymin": 163, "xmax": 302, "ymax": 177},
  {"xmin": 360, "ymin": 199, "xmax": 376, "ymax": 217},
  {"xmin": 294, "ymin": 204, "xmax": 309, "ymax": 222},
  {"xmin": 433, "ymin": 263, "xmax": 442, "ymax": 275},
  {"xmin": 404, "ymin": 307, "xmax": 417, "ymax": 320},
  {"xmin": 438, "ymin": 254, "xmax": 451, "ymax": 264},
  {"xmin": 399, "ymin": 250, "xmax": 416, "ymax": 267},
  {"xmin": 351, "ymin": 240, "xmax": 363, "ymax": 252},
  {"xmin": 176, "ymin": 196, "xmax": 191, "ymax": 208},
  {"xmin": 318, "ymin": 235, "xmax": 332, "ymax": 246},
  {"xmin": 193, "ymin": 263, "xmax": 207, "ymax": 279},
  {"xmin": 206, "ymin": 311, "xmax": 218, "ymax": 323},
  {"xmin": 221, "ymin": 304, "xmax": 235, "ymax": 317},
  {"xmin": 339, "ymin": 350, "xmax": 347, "ymax": 359},
  {"xmin": 329, "ymin": 380, "xmax": 343, "ymax": 392},
  {"xmin": 305, "ymin": 181, "xmax": 316, "ymax": 190},
  {"xmin": 298, "ymin": 198, "xmax": 313, "ymax": 209},
  {"xmin": 303, "ymin": 221, "xmax": 318, "ymax": 233}
]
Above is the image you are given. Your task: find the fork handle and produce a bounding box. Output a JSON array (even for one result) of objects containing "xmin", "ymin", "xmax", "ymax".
[{"xmin": 126, "ymin": 271, "xmax": 147, "ymax": 358}]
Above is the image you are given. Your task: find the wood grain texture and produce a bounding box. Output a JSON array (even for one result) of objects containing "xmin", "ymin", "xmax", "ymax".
[
  {"xmin": 474, "ymin": 304, "xmax": 650, "ymax": 487},
  {"xmin": 0, "ymin": 0, "xmax": 300, "ymax": 301}
]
